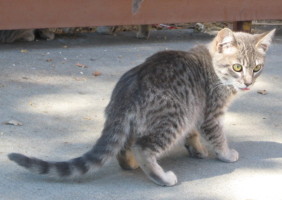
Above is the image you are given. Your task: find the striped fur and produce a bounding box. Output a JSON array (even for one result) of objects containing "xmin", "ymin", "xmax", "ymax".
[
  {"xmin": 0, "ymin": 29, "xmax": 54, "ymax": 43},
  {"xmin": 8, "ymin": 28, "xmax": 275, "ymax": 186}
]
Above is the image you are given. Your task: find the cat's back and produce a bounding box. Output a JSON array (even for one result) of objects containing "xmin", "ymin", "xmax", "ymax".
[
  {"xmin": 143, "ymin": 49, "xmax": 192, "ymax": 69},
  {"xmin": 143, "ymin": 46, "xmax": 211, "ymax": 73},
  {"xmin": 110, "ymin": 45, "xmax": 212, "ymax": 98},
  {"xmin": 107, "ymin": 46, "xmax": 211, "ymax": 114},
  {"xmin": 137, "ymin": 46, "xmax": 211, "ymax": 87}
]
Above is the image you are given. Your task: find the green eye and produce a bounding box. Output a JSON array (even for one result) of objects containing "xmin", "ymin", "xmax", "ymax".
[
  {"xmin": 253, "ymin": 64, "xmax": 262, "ymax": 72},
  {"xmin": 232, "ymin": 64, "xmax": 243, "ymax": 72}
]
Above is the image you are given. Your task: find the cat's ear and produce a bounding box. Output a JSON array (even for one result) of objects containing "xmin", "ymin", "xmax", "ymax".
[
  {"xmin": 255, "ymin": 29, "xmax": 276, "ymax": 54},
  {"xmin": 214, "ymin": 28, "xmax": 237, "ymax": 54}
]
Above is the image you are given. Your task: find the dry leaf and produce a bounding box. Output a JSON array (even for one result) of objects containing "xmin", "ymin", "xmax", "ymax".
[
  {"xmin": 73, "ymin": 77, "xmax": 87, "ymax": 81},
  {"xmin": 20, "ymin": 49, "xmax": 28, "ymax": 53},
  {"xmin": 4, "ymin": 120, "xmax": 23, "ymax": 126},
  {"xmin": 92, "ymin": 71, "xmax": 102, "ymax": 77},
  {"xmin": 46, "ymin": 59, "xmax": 53, "ymax": 62},
  {"xmin": 257, "ymin": 90, "xmax": 268, "ymax": 95},
  {"xmin": 76, "ymin": 63, "xmax": 88, "ymax": 68},
  {"xmin": 83, "ymin": 117, "xmax": 92, "ymax": 120}
]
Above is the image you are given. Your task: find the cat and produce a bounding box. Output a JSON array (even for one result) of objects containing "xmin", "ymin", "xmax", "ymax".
[
  {"xmin": 0, "ymin": 29, "xmax": 55, "ymax": 43},
  {"xmin": 8, "ymin": 28, "xmax": 275, "ymax": 186}
]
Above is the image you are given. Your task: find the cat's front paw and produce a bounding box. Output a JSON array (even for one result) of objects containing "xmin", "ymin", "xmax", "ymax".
[
  {"xmin": 149, "ymin": 171, "xmax": 178, "ymax": 187},
  {"xmin": 216, "ymin": 149, "xmax": 239, "ymax": 163},
  {"xmin": 163, "ymin": 171, "xmax": 178, "ymax": 187}
]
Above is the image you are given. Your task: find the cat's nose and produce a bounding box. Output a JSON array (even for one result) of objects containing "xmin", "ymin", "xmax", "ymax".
[
  {"xmin": 244, "ymin": 75, "xmax": 253, "ymax": 87},
  {"xmin": 244, "ymin": 82, "xmax": 252, "ymax": 87}
]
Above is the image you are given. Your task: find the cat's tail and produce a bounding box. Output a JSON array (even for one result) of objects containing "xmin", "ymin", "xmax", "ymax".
[{"xmin": 8, "ymin": 117, "xmax": 131, "ymax": 179}]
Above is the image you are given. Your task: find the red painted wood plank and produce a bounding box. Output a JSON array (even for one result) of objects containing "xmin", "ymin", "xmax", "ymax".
[{"xmin": 0, "ymin": 0, "xmax": 281, "ymax": 30}]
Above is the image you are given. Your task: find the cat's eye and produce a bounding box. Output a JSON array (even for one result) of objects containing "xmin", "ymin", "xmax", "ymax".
[
  {"xmin": 253, "ymin": 64, "xmax": 262, "ymax": 72},
  {"xmin": 232, "ymin": 64, "xmax": 243, "ymax": 72}
]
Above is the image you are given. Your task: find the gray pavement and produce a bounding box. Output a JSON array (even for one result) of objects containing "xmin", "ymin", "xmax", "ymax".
[{"xmin": 0, "ymin": 29, "xmax": 282, "ymax": 200}]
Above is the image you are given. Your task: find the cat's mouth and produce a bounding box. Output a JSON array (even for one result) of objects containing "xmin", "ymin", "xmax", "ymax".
[{"xmin": 239, "ymin": 87, "xmax": 250, "ymax": 91}]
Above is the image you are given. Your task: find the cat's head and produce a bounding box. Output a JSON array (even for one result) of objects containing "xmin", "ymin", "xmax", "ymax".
[{"xmin": 209, "ymin": 28, "xmax": 275, "ymax": 91}]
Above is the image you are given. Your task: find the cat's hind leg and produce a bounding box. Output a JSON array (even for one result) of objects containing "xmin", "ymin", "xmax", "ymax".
[
  {"xmin": 133, "ymin": 98, "xmax": 184, "ymax": 186},
  {"xmin": 185, "ymin": 130, "xmax": 208, "ymax": 159},
  {"xmin": 132, "ymin": 145, "xmax": 177, "ymax": 186},
  {"xmin": 117, "ymin": 149, "xmax": 139, "ymax": 170}
]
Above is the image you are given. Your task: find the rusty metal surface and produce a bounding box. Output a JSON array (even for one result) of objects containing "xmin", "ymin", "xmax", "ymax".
[{"xmin": 0, "ymin": 0, "xmax": 282, "ymax": 30}]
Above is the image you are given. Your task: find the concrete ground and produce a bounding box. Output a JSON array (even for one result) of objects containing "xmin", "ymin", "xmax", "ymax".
[{"xmin": 0, "ymin": 29, "xmax": 282, "ymax": 200}]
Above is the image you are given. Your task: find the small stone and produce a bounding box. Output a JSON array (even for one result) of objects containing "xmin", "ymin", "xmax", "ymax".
[
  {"xmin": 257, "ymin": 90, "xmax": 268, "ymax": 95},
  {"xmin": 20, "ymin": 49, "xmax": 28, "ymax": 53},
  {"xmin": 3, "ymin": 120, "xmax": 23, "ymax": 126}
]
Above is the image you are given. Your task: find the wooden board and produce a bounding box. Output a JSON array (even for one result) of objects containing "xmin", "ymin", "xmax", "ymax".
[{"xmin": 0, "ymin": 0, "xmax": 281, "ymax": 30}]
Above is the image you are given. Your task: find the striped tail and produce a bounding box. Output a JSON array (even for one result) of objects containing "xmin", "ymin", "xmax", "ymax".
[
  {"xmin": 8, "ymin": 60, "xmax": 138, "ymax": 179},
  {"xmin": 8, "ymin": 122, "xmax": 129, "ymax": 178}
]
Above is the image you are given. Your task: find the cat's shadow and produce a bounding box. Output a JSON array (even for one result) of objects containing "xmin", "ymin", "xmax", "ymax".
[
  {"xmin": 11, "ymin": 141, "xmax": 282, "ymax": 187},
  {"xmin": 158, "ymin": 140, "xmax": 282, "ymax": 183}
]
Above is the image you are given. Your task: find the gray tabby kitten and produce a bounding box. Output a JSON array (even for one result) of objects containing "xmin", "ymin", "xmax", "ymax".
[
  {"xmin": 8, "ymin": 28, "xmax": 275, "ymax": 186},
  {"xmin": 0, "ymin": 29, "xmax": 54, "ymax": 43}
]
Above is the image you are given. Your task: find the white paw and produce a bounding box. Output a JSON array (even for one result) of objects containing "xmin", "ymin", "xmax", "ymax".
[
  {"xmin": 217, "ymin": 149, "xmax": 239, "ymax": 163},
  {"xmin": 163, "ymin": 171, "xmax": 178, "ymax": 186}
]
